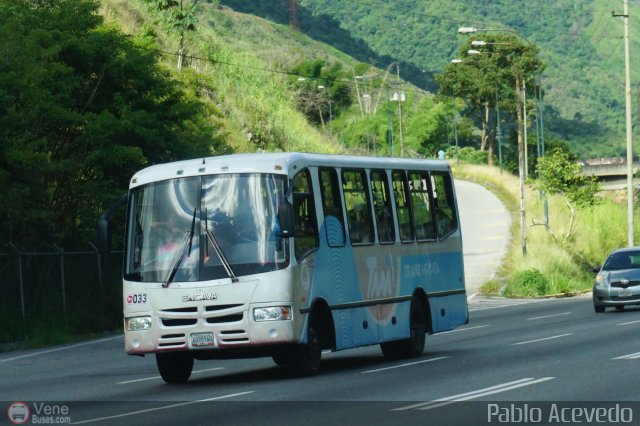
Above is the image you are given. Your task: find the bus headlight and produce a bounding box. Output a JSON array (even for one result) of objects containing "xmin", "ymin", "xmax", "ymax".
[
  {"xmin": 253, "ymin": 306, "xmax": 292, "ymax": 321},
  {"xmin": 126, "ymin": 316, "xmax": 152, "ymax": 331}
]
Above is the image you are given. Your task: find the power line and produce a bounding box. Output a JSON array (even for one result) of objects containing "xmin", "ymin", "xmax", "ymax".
[{"xmin": 138, "ymin": 45, "xmax": 429, "ymax": 96}]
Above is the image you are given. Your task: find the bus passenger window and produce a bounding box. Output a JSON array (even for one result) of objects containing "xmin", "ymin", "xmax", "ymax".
[
  {"xmin": 342, "ymin": 169, "xmax": 374, "ymax": 245},
  {"xmin": 371, "ymin": 170, "xmax": 395, "ymax": 243},
  {"xmin": 409, "ymin": 171, "xmax": 436, "ymax": 241},
  {"xmin": 392, "ymin": 170, "xmax": 414, "ymax": 242},
  {"xmin": 319, "ymin": 168, "xmax": 346, "ymax": 246},
  {"xmin": 432, "ymin": 173, "xmax": 458, "ymax": 238},
  {"xmin": 292, "ymin": 169, "xmax": 319, "ymax": 261}
]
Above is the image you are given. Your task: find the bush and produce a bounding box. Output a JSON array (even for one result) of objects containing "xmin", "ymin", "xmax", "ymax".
[
  {"xmin": 504, "ymin": 268, "xmax": 549, "ymax": 297},
  {"xmin": 446, "ymin": 146, "xmax": 489, "ymax": 165}
]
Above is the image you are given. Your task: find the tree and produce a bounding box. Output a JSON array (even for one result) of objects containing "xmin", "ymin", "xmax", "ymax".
[
  {"xmin": 533, "ymin": 149, "xmax": 600, "ymax": 244},
  {"xmin": 143, "ymin": 0, "xmax": 211, "ymax": 70},
  {"xmin": 290, "ymin": 60, "xmax": 353, "ymax": 126},
  {"xmin": 0, "ymin": 0, "xmax": 228, "ymax": 250},
  {"xmin": 435, "ymin": 34, "xmax": 545, "ymax": 168}
]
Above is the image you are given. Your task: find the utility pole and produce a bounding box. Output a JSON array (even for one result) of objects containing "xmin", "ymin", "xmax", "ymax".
[
  {"xmin": 396, "ymin": 64, "xmax": 405, "ymax": 158},
  {"xmin": 515, "ymin": 71, "xmax": 527, "ymax": 256},
  {"xmin": 522, "ymin": 80, "xmax": 528, "ymax": 180},
  {"xmin": 613, "ymin": 2, "xmax": 634, "ymax": 246},
  {"xmin": 289, "ymin": 0, "xmax": 299, "ymax": 30}
]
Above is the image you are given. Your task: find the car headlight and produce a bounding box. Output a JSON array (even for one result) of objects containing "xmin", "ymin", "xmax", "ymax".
[
  {"xmin": 253, "ymin": 306, "xmax": 292, "ymax": 321},
  {"xmin": 595, "ymin": 274, "xmax": 608, "ymax": 288},
  {"xmin": 125, "ymin": 316, "xmax": 152, "ymax": 331}
]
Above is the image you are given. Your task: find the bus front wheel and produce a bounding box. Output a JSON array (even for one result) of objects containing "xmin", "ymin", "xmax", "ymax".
[
  {"xmin": 381, "ymin": 297, "xmax": 426, "ymax": 359},
  {"xmin": 156, "ymin": 351, "xmax": 194, "ymax": 384},
  {"xmin": 289, "ymin": 314, "xmax": 321, "ymax": 376}
]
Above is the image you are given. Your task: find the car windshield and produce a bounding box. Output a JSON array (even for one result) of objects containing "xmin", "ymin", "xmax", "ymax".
[
  {"xmin": 124, "ymin": 173, "xmax": 289, "ymax": 282},
  {"xmin": 602, "ymin": 251, "xmax": 640, "ymax": 271}
]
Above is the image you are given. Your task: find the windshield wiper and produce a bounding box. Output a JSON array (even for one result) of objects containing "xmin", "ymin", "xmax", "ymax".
[
  {"xmin": 205, "ymin": 209, "xmax": 238, "ymax": 282},
  {"xmin": 162, "ymin": 209, "xmax": 197, "ymax": 288}
]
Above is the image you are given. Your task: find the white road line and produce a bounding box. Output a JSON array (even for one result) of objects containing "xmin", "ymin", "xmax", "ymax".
[
  {"xmin": 0, "ymin": 335, "xmax": 122, "ymax": 363},
  {"xmin": 527, "ymin": 312, "xmax": 572, "ymax": 320},
  {"xmin": 361, "ymin": 356, "xmax": 448, "ymax": 374},
  {"xmin": 438, "ymin": 325, "xmax": 489, "ymax": 334},
  {"xmin": 117, "ymin": 367, "xmax": 225, "ymax": 384},
  {"xmin": 393, "ymin": 377, "xmax": 555, "ymax": 411},
  {"xmin": 613, "ymin": 352, "xmax": 640, "ymax": 360},
  {"xmin": 617, "ymin": 319, "xmax": 640, "ymax": 326},
  {"xmin": 512, "ymin": 333, "xmax": 573, "ymax": 346},
  {"xmin": 70, "ymin": 391, "xmax": 255, "ymax": 425}
]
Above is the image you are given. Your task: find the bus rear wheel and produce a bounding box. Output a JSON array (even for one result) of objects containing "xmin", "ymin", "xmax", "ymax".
[
  {"xmin": 156, "ymin": 351, "xmax": 194, "ymax": 384},
  {"xmin": 289, "ymin": 314, "xmax": 321, "ymax": 376},
  {"xmin": 381, "ymin": 297, "xmax": 426, "ymax": 360}
]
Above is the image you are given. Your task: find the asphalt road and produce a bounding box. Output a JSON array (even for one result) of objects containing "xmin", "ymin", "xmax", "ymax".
[{"xmin": 3, "ymin": 296, "xmax": 640, "ymax": 425}]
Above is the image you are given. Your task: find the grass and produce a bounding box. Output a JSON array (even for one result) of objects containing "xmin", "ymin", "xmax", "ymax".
[
  {"xmin": 100, "ymin": 0, "xmax": 351, "ymax": 155},
  {"xmin": 453, "ymin": 162, "xmax": 635, "ymax": 298}
]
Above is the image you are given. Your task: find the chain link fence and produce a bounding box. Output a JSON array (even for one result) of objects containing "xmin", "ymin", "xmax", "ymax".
[{"xmin": 0, "ymin": 249, "xmax": 123, "ymax": 344}]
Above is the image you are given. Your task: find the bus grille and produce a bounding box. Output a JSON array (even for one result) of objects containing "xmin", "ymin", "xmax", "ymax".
[{"xmin": 161, "ymin": 318, "xmax": 197, "ymax": 327}]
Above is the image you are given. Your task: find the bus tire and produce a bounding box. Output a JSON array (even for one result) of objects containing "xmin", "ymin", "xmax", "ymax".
[
  {"xmin": 272, "ymin": 353, "xmax": 289, "ymax": 367},
  {"xmin": 156, "ymin": 351, "xmax": 194, "ymax": 384},
  {"xmin": 381, "ymin": 297, "xmax": 426, "ymax": 360},
  {"xmin": 289, "ymin": 314, "xmax": 321, "ymax": 376}
]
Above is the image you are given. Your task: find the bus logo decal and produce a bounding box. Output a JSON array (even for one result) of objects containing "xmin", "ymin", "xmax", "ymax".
[
  {"xmin": 182, "ymin": 293, "xmax": 217, "ymax": 302},
  {"xmin": 365, "ymin": 256, "xmax": 400, "ymax": 323},
  {"xmin": 366, "ymin": 256, "xmax": 397, "ymax": 299}
]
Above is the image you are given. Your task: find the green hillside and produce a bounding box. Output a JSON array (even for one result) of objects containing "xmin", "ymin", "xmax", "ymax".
[
  {"xmin": 2, "ymin": 0, "xmax": 632, "ymax": 251},
  {"xmin": 220, "ymin": 0, "xmax": 640, "ymax": 160}
]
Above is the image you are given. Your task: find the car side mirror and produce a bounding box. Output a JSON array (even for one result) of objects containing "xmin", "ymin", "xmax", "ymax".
[{"xmin": 592, "ymin": 265, "xmax": 601, "ymax": 274}]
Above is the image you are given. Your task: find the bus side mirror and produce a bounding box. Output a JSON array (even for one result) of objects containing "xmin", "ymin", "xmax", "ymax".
[
  {"xmin": 97, "ymin": 218, "xmax": 112, "ymax": 253},
  {"xmin": 96, "ymin": 193, "xmax": 128, "ymax": 253},
  {"xmin": 278, "ymin": 200, "xmax": 294, "ymax": 238}
]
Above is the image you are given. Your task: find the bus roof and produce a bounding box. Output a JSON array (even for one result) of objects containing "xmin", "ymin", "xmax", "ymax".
[{"xmin": 130, "ymin": 152, "xmax": 451, "ymax": 189}]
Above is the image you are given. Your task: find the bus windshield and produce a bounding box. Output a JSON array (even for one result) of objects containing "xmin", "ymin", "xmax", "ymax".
[{"xmin": 125, "ymin": 173, "xmax": 289, "ymax": 283}]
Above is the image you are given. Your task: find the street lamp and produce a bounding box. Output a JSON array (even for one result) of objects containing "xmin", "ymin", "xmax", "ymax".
[
  {"xmin": 459, "ymin": 27, "xmax": 533, "ymax": 45},
  {"xmin": 389, "ymin": 64, "xmax": 406, "ymax": 157},
  {"xmin": 449, "ymin": 59, "xmax": 462, "ymax": 165}
]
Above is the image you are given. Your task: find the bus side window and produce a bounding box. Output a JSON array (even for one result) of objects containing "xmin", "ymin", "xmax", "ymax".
[
  {"xmin": 432, "ymin": 173, "xmax": 458, "ymax": 238},
  {"xmin": 292, "ymin": 169, "xmax": 319, "ymax": 261},
  {"xmin": 392, "ymin": 170, "xmax": 414, "ymax": 242},
  {"xmin": 319, "ymin": 167, "xmax": 346, "ymax": 247},
  {"xmin": 409, "ymin": 171, "xmax": 436, "ymax": 241},
  {"xmin": 371, "ymin": 170, "xmax": 395, "ymax": 244},
  {"xmin": 342, "ymin": 169, "xmax": 374, "ymax": 245}
]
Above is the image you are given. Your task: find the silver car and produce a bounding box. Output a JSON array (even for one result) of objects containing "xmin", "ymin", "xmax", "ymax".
[{"xmin": 593, "ymin": 247, "xmax": 640, "ymax": 312}]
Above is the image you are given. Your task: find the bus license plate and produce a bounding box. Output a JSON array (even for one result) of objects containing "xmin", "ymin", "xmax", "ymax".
[{"xmin": 190, "ymin": 332, "xmax": 215, "ymax": 347}]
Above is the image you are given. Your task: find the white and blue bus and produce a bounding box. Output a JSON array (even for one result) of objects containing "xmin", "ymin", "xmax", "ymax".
[{"xmin": 108, "ymin": 152, "xmax": 468, "ymax": 383}]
